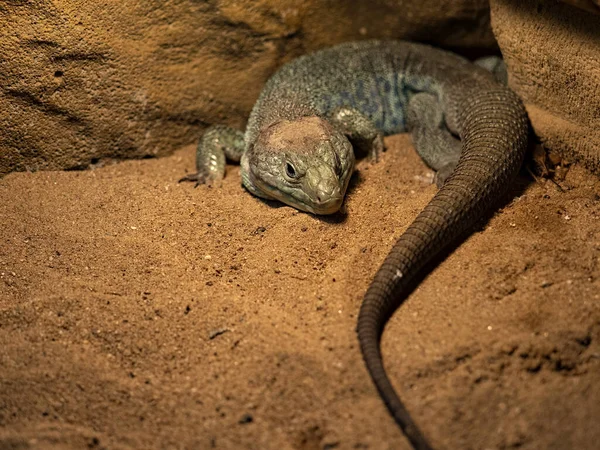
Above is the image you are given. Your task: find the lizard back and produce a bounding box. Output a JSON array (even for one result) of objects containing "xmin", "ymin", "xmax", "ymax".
[{"xmin": 246, "ymin": 40, "xmax": 496, "ymax": 145}]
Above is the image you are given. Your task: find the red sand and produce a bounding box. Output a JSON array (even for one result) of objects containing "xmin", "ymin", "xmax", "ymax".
[{"xmin": 1, "ymin": 134, "xmax": 599, "ymax": 449}]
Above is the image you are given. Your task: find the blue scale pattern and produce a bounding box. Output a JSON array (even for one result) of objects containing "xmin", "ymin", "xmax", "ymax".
[{"xmin": 319, "ymin": 72, "xmax": 437, "ymax": 136}]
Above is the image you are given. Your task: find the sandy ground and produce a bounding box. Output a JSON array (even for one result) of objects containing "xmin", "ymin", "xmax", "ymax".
[{"xmin": 1, "ymin": 135, "xmax": 599, "ymax": 450}]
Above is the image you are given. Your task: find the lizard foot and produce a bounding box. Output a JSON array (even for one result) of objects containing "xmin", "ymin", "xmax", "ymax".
[
  {"xmin": 433, "ymin": 160, "xmax": 458, "ymax": 188},
  {"xmin": 178, "ymin": 171, "xmax": 222, "ymax": 187}
]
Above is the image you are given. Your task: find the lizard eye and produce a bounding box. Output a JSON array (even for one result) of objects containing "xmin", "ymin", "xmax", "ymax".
[{"xmin": 285, "ymin": 162, "xmax": 298, "ymax": 179}]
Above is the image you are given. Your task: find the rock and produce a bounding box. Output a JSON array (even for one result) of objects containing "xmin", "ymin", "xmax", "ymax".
[
  {"xmin": 560, "ymin": 0, "xmax": 600, "ymax": 15},
  {"xmin": 0, "ymin": 0, "xmax": 494, "ymax": 176},
  {"xmin": 491, "ymin": 0, "xmax": 600, "ymax": 174}
]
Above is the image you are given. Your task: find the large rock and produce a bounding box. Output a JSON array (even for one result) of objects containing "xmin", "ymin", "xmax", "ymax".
[
  {"xmin": 0, "ymin": 0, "xmax": 494, "ymax": 176},
  {"xmin": 491, "ymin": 0, "xmax": 600, "ymax": 174}
]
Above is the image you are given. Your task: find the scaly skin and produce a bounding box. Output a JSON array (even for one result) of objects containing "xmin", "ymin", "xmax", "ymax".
[
  {"xmin": 180, "ymin": 40, "xmax": 529, "ymax": 449},
  {"xmin": 180, "ymin": 40, "xmax": 504, "ymax": 213},
  {"xmin": 358, "ymin": 87, "xmax": 528, "ymax": 450}
]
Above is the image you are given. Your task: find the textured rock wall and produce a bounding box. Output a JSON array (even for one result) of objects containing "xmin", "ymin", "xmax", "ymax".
[
  {"xmin": 561, "ymin": 0, "xmax": 600, "ymax": 15},
  {"xmin": 491, "ymin": 0, "xmax": 600, "ymax": 173},
  {"xmin": 0, "ymin": 0, "xmax": 494, "ymax": 175}
]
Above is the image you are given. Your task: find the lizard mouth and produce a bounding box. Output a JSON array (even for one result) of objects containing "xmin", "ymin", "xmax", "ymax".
[
  {"xmin": 301, "ymin": 195, "xmax": 344, "ymax": 215},
  {"xmin": 250, "ymin": 167, "xmax": 348, "ymax": 215},
  {"xmin": 267, "ymin": 188, "xmax": 344, "ymax": 215}
]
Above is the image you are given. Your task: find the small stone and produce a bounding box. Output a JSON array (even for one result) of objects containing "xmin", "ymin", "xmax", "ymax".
[
  {"xmin": 251, "ymin": 226, "xmax": 266, "ymax": 235},
  {"xmin": 209, "ymin": 328, "xmax": 229, "ymax": 340},
  {"xmin": 238, "ymin": 413, "xmax": 253, "ymax": 424}
]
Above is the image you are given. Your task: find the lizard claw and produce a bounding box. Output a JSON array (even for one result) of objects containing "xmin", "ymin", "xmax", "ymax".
[
  {"xmin": 178, "ymin": 172, "xmax": 203, "ymax": 184},
  {"xmin": 369, "ymin": 133, "xmax": 385, "ymax": 164},
  {"xmin": 178, "ymin": 171, "xmax": 221, "ymax": 187},
  {"xmin": 178, "ymin": 173, "xmax": 193, "ymax": 183}
]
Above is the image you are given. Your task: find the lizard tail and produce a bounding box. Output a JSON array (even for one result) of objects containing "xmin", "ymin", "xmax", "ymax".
[{"xmin": 357, "ymin": 86, "xmax": 529, "ymax": 450}]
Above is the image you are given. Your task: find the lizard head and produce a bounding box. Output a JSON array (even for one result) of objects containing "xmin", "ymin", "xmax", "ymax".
[{"xmin": 246, "ymin": 116, "xmax": 355, "ymax": 215}]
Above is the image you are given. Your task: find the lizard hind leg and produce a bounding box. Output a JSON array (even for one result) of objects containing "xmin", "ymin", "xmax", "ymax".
[
  {"xmin": 179, "ymin": 125, "xmax": 245, "ymax": 186},
  {"xmin": 407, "ymin": 92, "xmax": 462, "ymax": 188},
  {"xmin": 475, "ymin": 55, "xmax": 508, "ymax": 86}
]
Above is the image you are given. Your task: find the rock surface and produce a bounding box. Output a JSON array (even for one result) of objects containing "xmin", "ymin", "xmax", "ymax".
[
  {"xmin": 0, "ymin": 0, "xmax": 494, "ymax": 176},
  {"xmin": 491, "ymin": 0, "xmax": 600, "ymax": 174}
]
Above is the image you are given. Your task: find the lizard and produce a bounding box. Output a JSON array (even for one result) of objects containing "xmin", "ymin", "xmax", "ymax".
[{"xmin": 180, "ymin": 40, "xmax": 529, "ymax": 449}]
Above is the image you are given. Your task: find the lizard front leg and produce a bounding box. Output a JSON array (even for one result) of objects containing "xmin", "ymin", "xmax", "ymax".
[
  {"xmin": 406, "ymin": 93, "xmax": 462, "ymax": 188},
  {"xmin": 179, "ymin": 125, "xmax": 245, "ymax": 186},
  {"xmin": 329, "ymin": 106, "xmax": 385, "ymax": 163}
]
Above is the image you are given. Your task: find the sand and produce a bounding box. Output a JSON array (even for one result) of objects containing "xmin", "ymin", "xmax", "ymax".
[{"xmin": 1, "ymin": 135, "xmax": 599, "ymax": 449}]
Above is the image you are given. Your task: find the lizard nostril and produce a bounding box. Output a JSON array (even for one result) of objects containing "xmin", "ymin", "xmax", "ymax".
[{"xmin": 316, "ymin": 195, "xmax": 322, "ymax": 202}]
